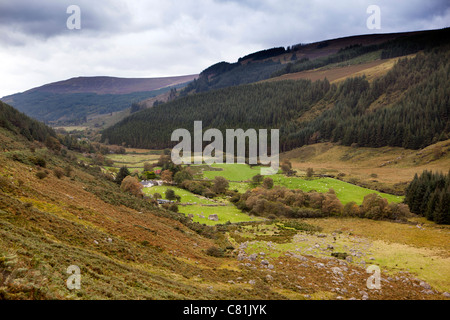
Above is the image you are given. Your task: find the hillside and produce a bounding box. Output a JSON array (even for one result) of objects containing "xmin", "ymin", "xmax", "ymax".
[
  {"xmin": 181, "ymin": 28, "xmax": 448, "ymax": 95},
  {"xmin": 1, "ymin": 75, "xmax": 197, "ymax": 125},
  {"xmin": 0, "ymin": 100, "xmax": 56, "ymax": 144},
  {"xmin": 102, "ymin": 38, "xmax": 450, "ymax": 151},
  {"xmin": 281, "ymin": 140, "xmax": 450, "ymax": 195}
]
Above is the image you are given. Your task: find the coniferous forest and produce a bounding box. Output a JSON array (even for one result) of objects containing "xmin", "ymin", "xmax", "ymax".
[
  {"xmin": 0, "ymin": 100, "xmax": 56, "ymax": 143},
  {"xmin": 102, "ymin": 44, "xmax": 450, "ymax": 152},
  {"xmin": 405, "ymin": 170, "xmax": 450, "ymax": 224}
]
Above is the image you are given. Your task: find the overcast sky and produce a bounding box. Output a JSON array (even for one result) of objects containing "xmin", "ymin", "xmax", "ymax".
[{"xmin": 0, "ymin": 0, "xmax": 449, "ymax": 97}]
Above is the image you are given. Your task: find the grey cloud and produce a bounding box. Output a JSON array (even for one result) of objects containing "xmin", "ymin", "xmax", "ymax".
[
  {"xmin": 0, "ymin": 0, "xmax": 132, "ymax": 43},
  {"xmin": 0, "ymin": 0, "xmax": 449, "ymax": 97}
]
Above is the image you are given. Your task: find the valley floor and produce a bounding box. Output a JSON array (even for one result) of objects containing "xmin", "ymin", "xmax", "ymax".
[{"xmin": 1, "ymin": 134, "xmax": 449, "ymax": 300}]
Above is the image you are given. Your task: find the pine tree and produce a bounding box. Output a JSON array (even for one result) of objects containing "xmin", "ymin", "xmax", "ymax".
[
  {"xmin": 434, "ymin": 187, "xmax": 450, "ymax": 225},
  {"xmin": 115, "ymin": 166, "xmax": 131, "ymax": 185}
]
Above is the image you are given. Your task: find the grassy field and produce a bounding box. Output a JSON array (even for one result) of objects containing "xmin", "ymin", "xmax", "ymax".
[
  {"xmin": 143, "ymin": 186, "xmax": 216, "ymax": 205},
  {"xmin": 179, "ymin": 204, "xmax": 261, "ymax": 225},
  {"xmin": 201, "ymin": 164, "xmax": 264, "ymax": 181},
  {"xmin": 283, "ymin": 140, "xmax": 450, "ymax": 194},
  {"xmin": 143, "ymin": 185, "xmax": 259, "ymax": 225},
  {"xmin": 239, "ymin": 217, "xmax": 450, "ymax": 293},
  {"xmin": 270, "ymin": 175, "xmax": 403, "ymax": 205},
  {"xmin": 202, "ymin": 163, "xmax": 403, "ymax": 204},
  {"xmin": 106, "ymin": 153, "xmax": 161, "ymax": 170}
]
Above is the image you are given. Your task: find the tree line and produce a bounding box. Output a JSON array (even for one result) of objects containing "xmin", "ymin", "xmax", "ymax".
[{"xmin": 405, "ymin": 170, "xmax": 450, "ymax": 224}]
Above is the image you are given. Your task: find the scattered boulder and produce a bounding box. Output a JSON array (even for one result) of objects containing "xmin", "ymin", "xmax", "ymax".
[
  {"xmin": 248, "ymin": 254, "xmax": 258, "ymax": 261},
  {"xmin": 360, "ymin": 290, "xmax": 369, "ymax": 300},
  {"xmin": 261, "ymin": 260, "xmax": 270, "ymax": 266},
  {"xmin": 442, "ymin": 292, "xmax": 450, "ymax": 298},
  {"xmin": 422, "ymin": 290, "xmax": 434, "ymax": 295},
  {"xmin": 332, "ymin": 267, "xmax": 344, "ymax": 278},
  {"xmin": 237, "ymin": 253, "xmax": 247, "ymax": 261},
  {"xmin": 292, "ymin": 254, "xmax": 308, "ymax": 262},
  {"xmin": 299, "ymin": 263, "xmax": 309, "ymax": 268},
  {"xmin": 266, "ymin": 275, "xmax": 274, "ymax": 281},
  {"xmin": 208, "ymin": 214, "xmax": 219, "ymax": 221},
  {"xmin": 420, "ymin": 281, "xmax": 432, "ymax": 290},
  {"xmin": 315, "ymin": 263, "xmax": 325, "ymax": 268}
]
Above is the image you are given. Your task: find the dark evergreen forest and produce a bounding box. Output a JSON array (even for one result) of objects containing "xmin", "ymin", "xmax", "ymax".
[{"xmin": 102, "ymin": 44, "xmax": 449, "ymax": 152}]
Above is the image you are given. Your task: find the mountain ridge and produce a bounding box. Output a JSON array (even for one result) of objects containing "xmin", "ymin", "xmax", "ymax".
[{"xmin": 2, "ymin": 74, "xmax": 198, "ymax": 97}]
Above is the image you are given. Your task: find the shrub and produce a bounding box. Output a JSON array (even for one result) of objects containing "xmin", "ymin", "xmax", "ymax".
[
  {"xmin": 212, "ymin": 176, "xmax": 229, "ymax": 194},
  {"xmin": 161, "ymin": 170, "xmax": 173, "ymax": 182},
  {"xmin": 36, "ymin": 171, "xmax": 48, "ymax": 180},
  {"xmin": 64, "ymin": 165, "xmax": 73, "ymax": 177},
  {"xmin": 165, "ymin": 189, "xmax": 177, "ymax": 200},
  {"xmin": 206, "ymin": 246, "xmax": 224, "ymax": 258},
  {"xmin": 165, "ymin": 203, "xmax": 179, "ymax": 213},
  {"xmin": 153, "ymin": 193, "xmax": 162, "ymax": 200},
  {"xmin": 173, "ymin": 169, "xmax": 193, "ymax": 184},
  {"xmin": 386, "ymin": 202, "xmax": 411, "ymax": 221},
  {"xmin": 30, "ymin": 156, "xmax": 46, "ymax": 168},
  {"xmin": 203, "ymin": 188, "xmax": 216, "ymax": 198},
  {"xmin": 143, "ymin": 162, "xmax": 153, "ymax": 172},
  {"xmin": 281, "ymin": 160, "xmax": 292, "ymax": 174},
  {"xmin": 343, "ymin": 201, "xmax": 360, "ymax": 217},
  {"xmin": 290, "ymin": 207, "xmax": 323, "ymax": 218},
  {"xmin": 251, "ymin": 174, "xmax": 264, "ymax": 186},
  {"xmin": 361, "ymin": 193, "xmax": 388, "ymax": 220},
  {"xmin": 306, "ymin": 168, "xmax": 314, "ymax": 178},
  {"xmin": 263, "ymin": 177, "xmax": 274, "ymax": 189},
  {"xmin": 53, "ymin": 168, "xmax": 64, "ymax": 179},
  {"xmin": 115, "ymin": 166, "xmax": 130, "ymax": 184},
  {"xmin": 120, "ymin": 176, "xmax": 144, "ymax": 198}
]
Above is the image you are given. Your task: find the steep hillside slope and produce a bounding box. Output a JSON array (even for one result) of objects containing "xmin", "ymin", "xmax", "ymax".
[
  {"xmin": 102, "ymin": 42, "xmax": 449, "ymax": 151},
  {"xmin": 182, "ymin": 28, "xmax": 448, "ymax": 94},
  {"xmin": 0, "ymin": 100, "xmax": 56, "ymax": 144}
]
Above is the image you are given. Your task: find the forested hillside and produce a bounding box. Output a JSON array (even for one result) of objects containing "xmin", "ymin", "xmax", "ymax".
[
  {"xmin": 102, "ymin": 43, "xmax": 450, "ymax": 151},
  {"xmin": 272, "ymin": 28, "xmax": 449, "ymax": 78},
  {"xmin": 181, "ymin": 28, "xmax": 449, "ymax": 95},
  {"xmin": 0, "ymin": 100, "xmax": 56, "ymax": 144}
]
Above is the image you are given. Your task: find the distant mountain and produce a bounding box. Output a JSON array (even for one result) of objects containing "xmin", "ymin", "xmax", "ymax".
[
  {"xmin": 1, "ymin": 75, "xmax": 197, "ymax": 125},
  {"xmin": 23, "ymin": 75, "xmax": 198, "ymax": 95}
]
